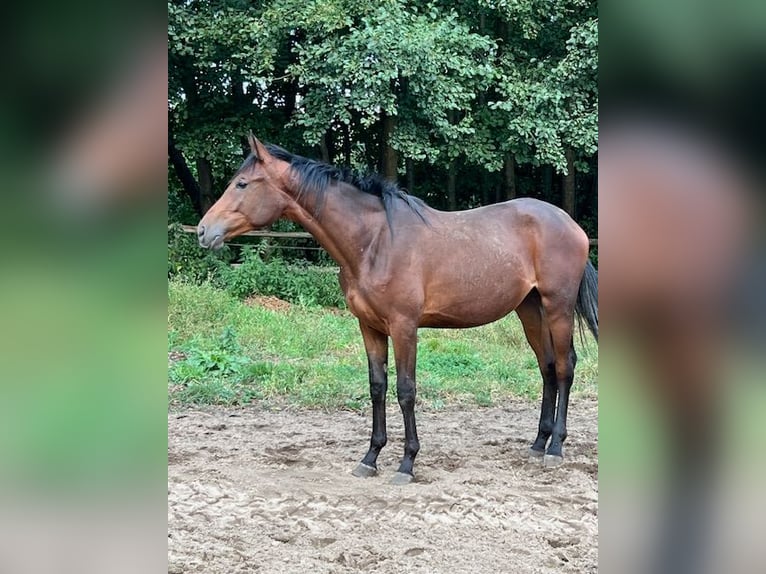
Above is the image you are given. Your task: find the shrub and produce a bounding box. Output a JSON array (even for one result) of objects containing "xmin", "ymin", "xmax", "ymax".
[
  {"xmin": 168, "ymin": 188, "xmax": 199, "ymax": 224},
  {"xmin": 216, "ymin": 247, "xmax": 346, "ymax": 308},
  {"xmin": 168, "ymin": 226, "xmax": 346, "ymax": 308},
  {"xmin": 168, "ymin": 224, "xmax": 234, "ymax": 281}
]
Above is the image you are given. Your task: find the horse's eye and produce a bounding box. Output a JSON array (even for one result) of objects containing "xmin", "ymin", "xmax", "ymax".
[{"xmin": 236, "ymin": 181, "xmax": 247, "ymax": 189}]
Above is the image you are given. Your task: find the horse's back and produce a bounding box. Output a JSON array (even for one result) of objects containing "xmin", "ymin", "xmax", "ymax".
[{"xmin": 425, "ymin": 197, "xmax": 587, "ymax": 260}]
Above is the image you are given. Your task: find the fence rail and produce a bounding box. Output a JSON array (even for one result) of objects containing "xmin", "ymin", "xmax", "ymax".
[
  {"xmin": 174, "ymin": 224, "xmax": 598, "ymax": 247},
  {"xmin": 176, "ymin": 225, "xmax": 313, "ymax": 239}
]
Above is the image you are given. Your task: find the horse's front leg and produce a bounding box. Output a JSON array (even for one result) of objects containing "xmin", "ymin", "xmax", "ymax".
[
  {"xmin": 351, "ymin": 322, "xmax": 389, "ymax": 478},
  {"xmin": 390, "ymin": 321, "xmax": 420, "ymax": 485}
]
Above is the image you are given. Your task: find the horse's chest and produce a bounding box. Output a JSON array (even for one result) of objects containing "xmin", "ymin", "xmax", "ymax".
[
  {"xmin": 346, "ymin": 288, "xmax": 378, "ymax": 321},
  {"xmin": 342, "ymin": 279, "xmax": 388, "ymax": 332}
]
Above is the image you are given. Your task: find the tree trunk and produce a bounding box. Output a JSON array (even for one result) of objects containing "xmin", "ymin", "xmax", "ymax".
[
  {"xmin": 447, "ymin": 160, "xmax": 457, "ymax": 210},
  {"xmin": 406, "ymin": 158, "xmax": 415, "ymax": 193},
  {"xmin": 168, "ymin": 128, "xmax": 202, "ymax": 216},
  {"xmin": 319, "ymin": 132, "xmax": 330, "ymax": 163},
  {"xmin": 380, "ymin": 111, "xmax": 398, "ymax": 181},
  {"xmin": 542, "ymin": 165, "xmax": 553, "ymax": 203},
  {"xmin": 343, "ymin": 121, "xmax": 351, "ymax": 165},
  {"xmin": 446, "ymin": 108, "xmax": 458, "ymax": 209},
  {"xmin": 280, "ymin": 33, "xmax": 301, "ymax": 123},
  {"xmin": 503, "ymin": 152, "xmax": 516, "ymax": 201},
  {"xmin": 590, "ymin": 153, "xmax": 598, "ymax": 202},
  {"xmin": 196, "ymin": 157, "xmax": 216, "ymax": 214},
  {"xmin": 563, "ymin": 148, "xmax": 576, "ymax": 216}
]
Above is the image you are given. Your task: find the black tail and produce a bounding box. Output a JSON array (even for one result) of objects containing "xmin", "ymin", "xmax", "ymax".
[{"xmin": 575, "ymin": 260, "xmax": 598, "ymax": 343}]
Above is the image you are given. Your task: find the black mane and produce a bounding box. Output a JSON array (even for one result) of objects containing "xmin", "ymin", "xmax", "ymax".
[{"xmin": 235, "ymin": 144, "xmax": 428, "ymax": 230}]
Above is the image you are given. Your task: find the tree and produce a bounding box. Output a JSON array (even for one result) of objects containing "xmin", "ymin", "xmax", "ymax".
[
  {"xmin": 480, "ymin": 0, "xmax": 597, "ymax": 214},
  {"xmin": 168, "ymin": 0, "xmax": 597, "ymax": 223}
]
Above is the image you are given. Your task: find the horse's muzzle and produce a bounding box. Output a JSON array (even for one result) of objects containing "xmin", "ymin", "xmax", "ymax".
[{"xmin": 196, "ymin": 223, "xmax": 224, "ymax": 250}]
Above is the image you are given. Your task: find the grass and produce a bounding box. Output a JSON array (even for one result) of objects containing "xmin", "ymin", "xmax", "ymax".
[{"xmin": 168, "ymin": 280, "xmax": 598, "ymax": 409}]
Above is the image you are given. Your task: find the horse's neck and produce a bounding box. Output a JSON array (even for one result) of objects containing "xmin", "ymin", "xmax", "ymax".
[{"xmin": 283, "ymin": 181, "xmax": 386, "ymax": 273}]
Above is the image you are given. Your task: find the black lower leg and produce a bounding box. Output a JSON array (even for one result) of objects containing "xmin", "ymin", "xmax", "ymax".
[
  {"xmin": 547, "ymin": 347, "xmax": 576, "ymax": 457},
  {"xmin": 531, "ymin": 363, "xmax": 557, "ymax": 452},
  {"xmin": 546, "ymin": 378, "xmax": 571, "ymax": 457},
  {"xmin": 361, "ymin": 361, "xmax": 387, "ymax": 468},
  {"xmin": 396, "ymin": 376, "xmax": 420, "ymax": 476}
]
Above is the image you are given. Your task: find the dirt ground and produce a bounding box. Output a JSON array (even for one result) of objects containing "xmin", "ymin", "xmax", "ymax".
[{"xmin": 168, "ymin": 398, "xmax": 597, "ymax": 574}]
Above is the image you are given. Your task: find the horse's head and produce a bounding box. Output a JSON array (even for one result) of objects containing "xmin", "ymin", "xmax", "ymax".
[{"xmin": 197, "ymin": 134, "xmax": 290, "ymax": 249}]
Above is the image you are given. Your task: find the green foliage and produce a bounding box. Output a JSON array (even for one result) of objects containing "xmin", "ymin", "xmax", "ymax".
[
  {"xmin": 169, "ymin": 0, "xmax": 285, "ymax": 174},
  {"xmin": 168, "ymin": 224, "xmax": 233, "ymax": 281},
  {"xmin": 169, "ymin": 324, "xmax": 268, "ymax": 405},
  {"xmin": 482, "ymin": 1, "xmax": 598, "ymax": 171},
  {"xmin": 168, "ymin": 186, "xmax": 199, "ymax": 224},
  {"xmin": 168, "ymin": 230, "xmax": 346, "ymax": 308},
  {"xmin": 170, "ymin": 327, "xmax": 250, "ymax": 383},
  {"xmin": 274, "ymin": 0, "xmax": 496, "ymax": 163},
  {"xmin": 169, "ymin": 0, "xmax": 598, "ymax": 211},
  {"xmin": 215, "ymin": 247, "xmax": 346, "ymax": 307}
]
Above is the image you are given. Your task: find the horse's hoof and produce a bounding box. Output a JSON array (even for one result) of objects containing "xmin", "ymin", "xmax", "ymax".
[
  {"xmin": 390, "ymin": 472, "xmax": 414, "ymax": 485},
  {"xmin": 528, "ymin": 447, "xmax": 545, "ymax": 461},
  {"xmin": 543, "ymin": 454, "xmax": 564, "ymax": 468},
  {"xmin": 351, "ymin": 463, "xmax": 378, "ymax": 478}
]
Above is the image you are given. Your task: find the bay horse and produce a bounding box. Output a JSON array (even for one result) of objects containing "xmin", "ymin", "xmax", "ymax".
[{"xmin": 197, "ymin": 134, "xmax": 598, "ymax": 484}]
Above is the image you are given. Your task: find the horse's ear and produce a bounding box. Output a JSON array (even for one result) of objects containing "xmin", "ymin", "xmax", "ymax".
[
  {"xmin": 247, "ymin": 132, "xmax": 271, "ymax": 163},
  {"xmin": 247, "ymin": 132, "xmax": 259, "ymax": 158}
]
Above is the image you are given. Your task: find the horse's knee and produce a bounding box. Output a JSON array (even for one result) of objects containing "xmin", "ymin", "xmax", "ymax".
[
  {"xmin": 397, "ymin": 394, "xmax": 415, "ymax": 410},
  {"xmin": 396, "ymin": 378, "xmax": 416, "ymax": 408},
  {"xmin": 542, "ymin": 361, "xmax": 557, "ymax": 385},
  {"xmin": 370, "ymin": 380, "xmax": 386, "ymax": 400},
  {"xmin": 554, "ymin": 360, "xmax": 575, "ymax": 383}
]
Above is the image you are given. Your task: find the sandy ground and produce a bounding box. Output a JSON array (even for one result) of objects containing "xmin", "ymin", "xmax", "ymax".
[{"xmin": 168, "ymin": 398, "xmax": 597, "ymax": 573}]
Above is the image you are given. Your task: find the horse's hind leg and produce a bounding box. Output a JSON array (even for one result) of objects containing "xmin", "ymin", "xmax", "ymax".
[
  {"xmin": 516, "ymin": 290, "xmax": 557, "ymax": 458},
  {"xmin": 541, "ymin": 300, "xmax": 579, "ymax": 467},
  {"xmin": 351, "ymin": 322, "xmax": 389, "ymax": 478}
]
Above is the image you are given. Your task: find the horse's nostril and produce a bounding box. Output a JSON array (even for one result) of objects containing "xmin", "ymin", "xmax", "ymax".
[{"xmin": 197, "ymin": 225, "xmax": 205, "ymax": 237}]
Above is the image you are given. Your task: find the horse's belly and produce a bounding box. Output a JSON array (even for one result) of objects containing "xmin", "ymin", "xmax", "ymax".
[
  {"xmin": 419, "ymin": 296, "xmax": 524, "ymax": 329},
  {"xmin": 418, "ymin": 264, "xmax": 533, "ymax": 329}
]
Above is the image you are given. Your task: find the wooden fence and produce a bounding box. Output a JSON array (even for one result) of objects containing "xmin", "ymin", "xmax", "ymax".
[
  {"xmin": 175, "ymin": 225, "xmax": 326, "ymax": 252},
  {"xmin": 175, "ymin": 224, "xmax": 598, "ymax": 247}
]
